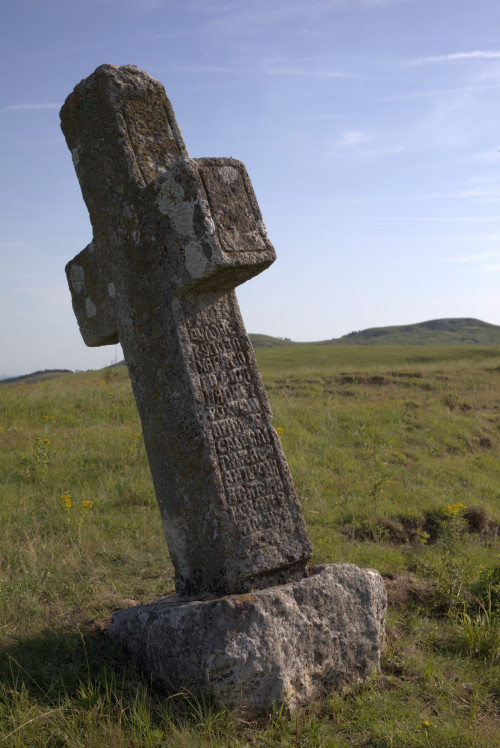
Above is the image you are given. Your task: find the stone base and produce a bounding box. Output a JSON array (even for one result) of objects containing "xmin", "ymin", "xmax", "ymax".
[{"xmin": 107, "ymin": 564, "xmax": 387, "ymax": 715}]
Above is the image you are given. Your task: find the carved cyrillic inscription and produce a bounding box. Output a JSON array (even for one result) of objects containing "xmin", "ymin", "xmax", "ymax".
[{"xmin": 185, "ymin": 306, "xmax": 291, "ymax": 537}]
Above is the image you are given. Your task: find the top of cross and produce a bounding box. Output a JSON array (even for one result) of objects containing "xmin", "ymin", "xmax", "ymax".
[{"xmin": 61, "ymin": 65, "xmax": 188, "ymax": 225}]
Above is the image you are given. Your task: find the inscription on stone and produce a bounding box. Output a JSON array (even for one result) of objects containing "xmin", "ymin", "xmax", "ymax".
[{"xmin": 62, "ymin": 64, "xmax": 312, "ymax": 598}]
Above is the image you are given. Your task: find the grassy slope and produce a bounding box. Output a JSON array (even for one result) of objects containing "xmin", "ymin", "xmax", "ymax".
[
  {"xmin": 0, "ymin": 346, "xmax": 499, "ymax": 746},
  {"xmin": 250, "ymin": 317, "xmax": 500, "ymax": 347}
]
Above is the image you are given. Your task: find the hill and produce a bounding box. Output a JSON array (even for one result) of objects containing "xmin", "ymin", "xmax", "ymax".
[
  {"xmin": 250, "ymin": 318, "xmax": 500, "ymax": 348},
  {"xmin": 0, "ymin": 369, "xmax": 73, "ymax": 386}
]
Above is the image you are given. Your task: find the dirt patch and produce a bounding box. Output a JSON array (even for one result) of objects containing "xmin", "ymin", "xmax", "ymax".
[
  {"xmin": 383, "ymin": 574, "xmax": 433, "ymax": 610},
  {"xmin": 338, "ymin": 374, "xmax": 388, "ymax": 386},
  {"xmin": 463, "ymin": 507, "xmax": 499, "ymax": 539},
  {"xmin": 341, "ymin": 507, "xmax": 499, "ymax": 545}
]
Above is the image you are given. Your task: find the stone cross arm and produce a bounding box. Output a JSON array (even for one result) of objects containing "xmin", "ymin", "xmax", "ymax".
[{"xmin": 66, "ymin": 154, "xmax": 277, "ymax": 347}]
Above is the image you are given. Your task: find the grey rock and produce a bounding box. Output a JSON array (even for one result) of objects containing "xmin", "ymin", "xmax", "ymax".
[
  {"xmin": 108, "ymin": 563, "xmax": 387, "ymax": 715},
  {"xmin": 61, "ymin": 65, "xmax": 312, "ymax": 599}
]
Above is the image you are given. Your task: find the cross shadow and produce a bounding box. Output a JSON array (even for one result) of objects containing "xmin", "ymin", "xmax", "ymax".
[
  {"xmin": 0, "ymin": 626, "xmax": 142, "ymax": 707},
  {"xmin": 0, "ymin": 626, "xmax": 223, "ymax": 729}
]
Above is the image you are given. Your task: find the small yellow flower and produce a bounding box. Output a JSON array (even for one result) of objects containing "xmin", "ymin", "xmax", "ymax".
[
  {"xmin": 35, "ymin": 437, "xmax": 42, "ymax": 444},
  {"xmin": 81, "ymin": 500, "xmax": 94, "ymax": 510},
  {"xmin": 63, "ymin": 501, "xmax": 72, "ymax": 510},
  {"xmin": 60, "ymin": 493, "xmax": 72, "ymax": 509},
  {"xmin": 44, "ymin": 438, "xmax": 50, "ymax": 445},
  {"xmin": 422, "ymin": 720, "xmax": 430, "ymax": 728},
  {"xmin": 133, "ymin": 432, "xmax": 141, "ymax": 440},
  {"xmin": 442, "ymin": 502, "xmax": 467, "ymax": 515},
  {"xmin": 275, "ymin": 427, "xmax": 285, "ymax": 437}
]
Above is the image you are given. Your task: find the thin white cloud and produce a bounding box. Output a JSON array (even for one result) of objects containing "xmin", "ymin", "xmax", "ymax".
[
  {"xmin": 0, "ymin": 138, "xmax": 64, "ymax": 148},
  {"xmin": 331, "ymin": 214, "xmax": 500, "ymax": 223},
  {"xmin": 383, "ymin": 84, "xmax": 500, "ymax": 101},
  {"xmin": 184, "ymin": 0, "xmax": 418, "ymax": 39},
  {"xmin": 329, "ymin": 130, "xmax": 406, "ymax": 158},
  {"xmin": 482, "ymin": 263, "xmax": 500, "ymax": 271},
  {"xmin": 424, "ymin": 188, "xmax": 500, "ymax": 203},
  {"xmin": 351, "ymin": 0, "xmax": 416, "ymax": 5},
  {"xmin": 335, "ymin": 130, "xmax": 373, "ymax": 147},
  {"xmin": 466, "ymin": 150, "xmax": 500, "ymax": 164},
  {"xmin": 266, "ymin": 66, "xmax": 350, "ymax": 79},
  {"xmin": 448, "ymin": 251, "xmax": 500, "ymax": 264},
  {"xmin": 0, "ymin": 103, "xmax": 62, "ymax": 114},
  {"xmin": 173, "ymin": 63, "xmax": 350, "ymax": 79},
  {"xmin": 409, "ymin": 50, "xmax": 500, "ymax": 66}
]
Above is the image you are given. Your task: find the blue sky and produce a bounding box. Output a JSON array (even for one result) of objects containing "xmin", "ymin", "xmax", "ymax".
[{"xmin": 2, "ymin": 0, "xmax": 500, "ymax": 374}]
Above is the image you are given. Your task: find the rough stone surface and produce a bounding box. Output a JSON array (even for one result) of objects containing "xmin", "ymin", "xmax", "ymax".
[
  {"xmin": 61, "ymin": 65, "xmax": 312, "ymax": 599},
  {"xmin": 108, "ymin": 563, "xmax": 387, "ymax": 715}
]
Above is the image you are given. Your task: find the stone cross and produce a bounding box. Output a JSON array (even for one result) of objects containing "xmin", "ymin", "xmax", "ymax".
[{"xmin": 61, "ymin": 65, "xmax": 312, "ymax": 599}]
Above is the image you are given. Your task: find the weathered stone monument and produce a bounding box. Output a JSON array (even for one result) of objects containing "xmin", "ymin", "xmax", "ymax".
[{"xmin": 62, "ymin": 65, "xmax": 386, "ymax": 714}]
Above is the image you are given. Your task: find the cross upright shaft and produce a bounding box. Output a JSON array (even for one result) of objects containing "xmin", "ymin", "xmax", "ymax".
[{"xmin": 61, "ymin": 65, "xmax": 312, "ymax": 599}]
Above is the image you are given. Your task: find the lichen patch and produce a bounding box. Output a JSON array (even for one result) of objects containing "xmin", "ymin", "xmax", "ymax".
[
  {"xmin": 185, "ymin": 241, "xmax": 209, "ymax": 278},
  {"xmin": 69, "ymin": 264, "xmax": 85, "ymax": 294},
  {"xmin": 219, "ymin": 166, "xmax": 238, "ymax": 184},
  {"xmin": 86, "ymin": 297, "xmax": 97, "ymax": 318},
  {"xmin": 156, "ymin": 175, "xmax": 195, "ymax": 238}
]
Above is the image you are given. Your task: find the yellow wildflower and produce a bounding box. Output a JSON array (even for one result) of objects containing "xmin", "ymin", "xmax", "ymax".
[
  {"xmin": 60, "ymin": 493, "xmax": 72, "ymax": 509},
  {"xmin": 442, "ymin": 502, "xmax": 467, "ymax": 515}
]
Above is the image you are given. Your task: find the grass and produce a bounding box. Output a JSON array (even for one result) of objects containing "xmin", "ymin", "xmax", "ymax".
[{"xmin": 1, "ymin": 345, "xmax": 499, "ymax": 746}]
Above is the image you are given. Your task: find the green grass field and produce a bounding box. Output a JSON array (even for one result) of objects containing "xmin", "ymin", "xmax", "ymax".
[{"xmin": 1, "ymin": 345, "xmax": 499, "ymax": 746}]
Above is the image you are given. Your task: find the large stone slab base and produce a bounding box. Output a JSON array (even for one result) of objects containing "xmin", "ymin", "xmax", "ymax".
[{"xmin": 107, "ymin": 564, "xmax": 386, "ymax": 715}]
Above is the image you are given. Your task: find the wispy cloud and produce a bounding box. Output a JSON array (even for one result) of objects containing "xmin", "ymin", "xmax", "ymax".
[
  {"xmin": 329, "ymin": 130, "xmax": 406, "ymax": 158},
  {"xmin": 0, "ymin": 103, "xmax": 61, "ymax": 114},
  {"xmin": 424, "ymin": 188, "xmax": 500, "ymax": 203},
  {"xmin": 0, "ymin": 138, "xmax": 64, "ymax": 148},
  {"xmin": 184, "ymin": 0, "xmax": 418, "ymax": 40},
  {"xmin": 173, "ymin": 62, "xmax": 350, "ymax": 79},
  {"xmin": 265, "ymin": 66, "xmax": 350, "ymax": 79},
  {"xmin": 409, "ymin": 50, "xmax": 500, "ymax": 66},
  {"xmin": 336, "ymin": 130, "xmax": 373, "ymax": 147},
  {"xmin": 467, "ymin": 150, "xmax": 500, "ymax": 164},
  {"xmin": 448, "ymin": 251, "xmax": 500, "ymax": 264},
  {"xmin": 383, "ymin": 84, "xmax": 500, "ymax": 101}
]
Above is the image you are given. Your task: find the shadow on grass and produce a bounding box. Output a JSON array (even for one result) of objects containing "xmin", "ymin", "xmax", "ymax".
[
  {"xmin": 0, "ymin": 627, "xmax": 234, "ymax": 739},
  {"xmin": 0, "ymin": 626, "xmax": 142, "ymax": 706}
]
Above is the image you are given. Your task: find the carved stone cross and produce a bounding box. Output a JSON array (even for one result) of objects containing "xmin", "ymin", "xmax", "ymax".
[{"xmin": 62, "ymin": 65, "xmax": 312, "ymax": 598}]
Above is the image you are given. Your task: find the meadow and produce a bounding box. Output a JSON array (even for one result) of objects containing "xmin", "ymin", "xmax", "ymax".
[{"xmin": 0, "ymin": 344, "xmax": 499, "ymax": 747}]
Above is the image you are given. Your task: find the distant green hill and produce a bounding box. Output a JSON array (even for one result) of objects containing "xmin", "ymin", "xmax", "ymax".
[
  {"xmin": 0, "ymin": 369, "xmax": 73, "ymax": 386},
  {"xmin": 248, "ymin": 334, "xmax": 298, "ymax": 348},
  {"xmin": 250, "ymin": 318, "xmax": 500, "ymax": 348}
]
